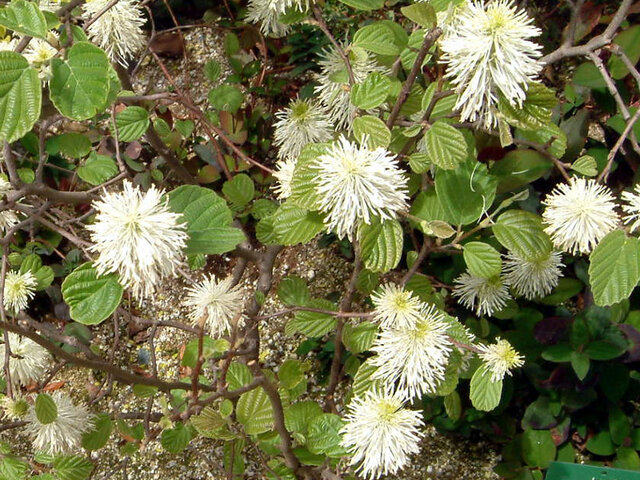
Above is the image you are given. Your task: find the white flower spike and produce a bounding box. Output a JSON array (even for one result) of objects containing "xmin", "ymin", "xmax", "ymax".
[
  {"xmin": 440, "ymin": 0, "xmax": 543, "ymax": 128},
  {"xmin": 0, "ymin": 333, "xmax": 51, "ymax": 387},
  {"xmin": 476, "ymin": 337, "xmax": 524, "ymax": 382},
  {"xmin": 453, "ymin": 271, "xmax": 511, "ymax": 317},
  {"xmin": 87, "ymin": 181, "xmax": 188, "ymax": 300},
  {"xmin": 3, "ymin": 271, "xmax": 37, "ymax": 313},
  {"xmin": 504, "ymin": 250, "xmax": 563, "ymax": 300},
  {"xmin": 184, "ymin": 275, "xmax": 245, "ymax": 337},
  {"xmin": 371, "ymin": 284, "xmax": 423, "ymax": 330},
  {"xmin": 542, "ymin": 178, "xmax": 618, "ymax": 255},
  {"xmin": 340, "ymin": 389, "xmax": 424, "ymax": 479},
  {"xmin": 621, "ymin": 184, "xmax": 640, "ymax": 233}
]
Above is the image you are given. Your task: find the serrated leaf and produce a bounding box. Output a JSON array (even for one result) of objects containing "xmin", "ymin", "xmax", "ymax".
[
  {"xmin": 0, "ymin": 51, "xmax": 41, "ymax": 142},
  {"xmin": 358, "ymin": 218, "xmax": 403, "ymax": 273},
  {"xmin": 353, "ymin": 23, "xmax": 401, "ymax": 55},
  {"xmin": 342, "ymin": 321, "xmax": 377, "ymax": 354},
  {"xmin": 285, "ymin": 298, "xmax": 337, "ymax": 337},
  {"xmin": 491, "ymin": 149, "xmax": 552, "ymax": 193},
  {"xmin": 49, "ymin": 42, "xmax": 110, "ymax": 120},
  {"xmin": 273, "ymin": 203, "xmax": 324, "ymax": 245},
  {"xmin": 47, "ymin": 132, "xmax": 91, "ymax": 158},
  {"xmin": 469, "ymin": 365, "xmax": 502, "ymax": 411},
  {"xmin": 115, "ymin": 106, "xmax": 149, "ymax": 142},
  {"xmin": 227, "ymin": 362, "xmax": 253, "ymax": 391},
  {"xmin": 463, "ymin": 242, "xmax": 502, "ymax": 279},
  {"xmin": 61, "ymin": 262, "xmax": 123, "ymax": 325},
  {"xmin": 306, "ymin": 414, "xmax": 346, "ymax": 457},
  {"xmin": 222, "ymin": 173, "xmax": 254, "ymax": 208},
  {"xmin": 423, "ymin": 121, "xmax": 467, "ymax": 170},
  {"xmin": 209, "ymin": 84, "xmax": 243, "ymax": 113},
  {"xmin": 518, "ymin": 122, "xmax": 568, "ymax": 158},
  {"xmin": 204, "ymin": 59, "xmax": 221, "ymax": 82},
  {"xmin": 589, "ymin": 230, "xmax": 640, "ymax": 306},
  {"xmin": 277, "ymin": 276, "xmax": 309, "ymax": 306},
  {"xmin": 236, "ymin": 387, "xmax": 274, "ymax": 435},
  {"xmin": 350, "ymin": 72, "xmax": 390, "ymax": 110},
  {"xmin": 571, "ymin": 155, "xmax": 598, "ymax": 177},
  {"xmin": 400, "ymin": 3, "xmax": 436, "ymax": 27},
  {"xmin": 353, "ymin": 115, "xmax": 391, "ymax": 149},
  {"xmin": 288, "ymin": 143, "xmax": 328, "ymax": 210},
  {"xmin": 338, "ymin": 0, "xmax": 383, "ymax": 10},
  {"xmin": 77, "ymin": 153, "xmax": 117, "ymax": 186},
  {"xmin": 35, "ymin": 393, "xmax": 57, "ymax": 424},
  {"xmin": 284, "ymin": 401, "xmax": 323, "ymax": 435},
  {"xmin": 52, "ymin": 455, "xmax": 93, "ymax": 480},
  {"xmin": 81, "ymin": 414, "xmax": 112, "ymax": 451},
  {"xmin": 352, "ymin": 359, "xmax": 383, "ymax": 398},
  {"xmin": 493, "ymin": 210, "xmax": 552, "ymax": 261},
  {"xmin": 0, "ymin": 456, "xmax": 28, "ymax": 480},
  {"xmin": 0, "ymin": 0, "xmax": 47, "ymax": 38},
  {"xmin": 19, "ymin": 253, "xmax": 53, "ymax": 290},
  {"xmin": 161, "ymin": 423, "xmax": 191, "ymax": 453}
]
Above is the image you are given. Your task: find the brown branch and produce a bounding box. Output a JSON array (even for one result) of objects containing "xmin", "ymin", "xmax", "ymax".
[
  {"xmin": 311, "ymin": 5, "xmax": 355, "ymax": 85},
  {"xmin": 402, "ymin": 236, "xmax": 431, "ymax": 286},
  {"xmin": 598, "ymin": 108, "xmax": 640, "ymax": 183}
]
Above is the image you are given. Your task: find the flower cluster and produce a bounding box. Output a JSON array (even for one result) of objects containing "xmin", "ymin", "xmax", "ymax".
[
  {"xmin": 477, "ymin": 337, "xmax": 525, "ymax": 382},
  {"xmin": 4, "ymin": 270, "xmax": 37, "ymax": 314},
  {"xmin": 245, "ymin": 0, "xmax": 311, "ymax": 37},
  {"xmin": 0, "ymin": 333, "xmax": 51, "ymax": 387}
]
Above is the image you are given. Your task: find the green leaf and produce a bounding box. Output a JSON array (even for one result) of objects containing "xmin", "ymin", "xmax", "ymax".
[
  {"xmin": 160, "ymin": 423, "xmax": 191, "ymax": 454},
  {"xmin": 342, "ymin": 321, "xmax": 377, "ymax": 354},
  {"xmin": 423, "ymin": 121, "xmax": 468, "ymax": 170},
  {"xmin": 444, "ymin": 391, "xmax": 462, "ymax": 421},
  {"xmin": 279, "ymin": 358, "xmax": 307, "ymax": 390},
  {"xmin": 306, "ymin": 414, "xmax": 346, "ymax": 457},
  {"xmin": 400, "ymin": 3, "xmax": 436, "ymax": 27},
  {"xmin": 338, "ymin": 0, "xmax": 383, "ymax": 10},
  {"xmin": 353, "ymin": 23, "xmax": 402, "ymax": 56},
  {"xmin": 521, "ymin": 429, "xmax": 556, "ymax": 469},
  {"xmin": 463, "ymin": 242, "xmax": 502, "ymax": 279},
  {"xmin": 19, "ymin": 253, "xmax": 53, "ymax": 290},
  {"xmin": 0, "ymin": 51, "xmax": 41, "ymax": 143},
  {"xmin": 209, "ymin": 84, "xmax": 243, "ymax": 113},
  {"xmin": 47, "ymin": 132, "xmax": 91, "ymax": 158},
  {"xmin": 0, "ymin": 0, "xmax": 47, "ymax": 38},
  {"xmin": 166, "ymin": 185, "xmax": 245, "ymax": 255},
  {"xmin": 493, "ymin": 210, "xmax": 552, "ymax": 261},
  {"xmin": 570, "ymin": 351, "xmax": 590, "ymax": 380},
  {"xmin": 191, "ymin": 406, "xmax": 226, "ymax": 437},
  {"xmin": 352, "ymin": 359, "xmax": 383, "ymax": 398},
  {"xmin": 35, "ymin": 393, "xmax": 57, "ymax": 424},
  {"xmin": 435, "ymin": 160, "xmax": 497, "ymax": 226},
  {"xmin": 358, "ymin": 218, "xmax": 403, "ymax": 273},
  {"xmin": 0, "ymin": 456, "xmax": 28, "ymax": 480},
  {"xmin": 288, "ymin": 143, "xmax": 328, "ymax": 210},
  {"xmin": 61, "ymin": 262, "xmax": 123, "ymax": 325},
  {"xmin": 115, "ymin": 106, "xmax": 149, "ymax": 142},
  {"xmin": 82, "ymin": 413, "xmax": 112, "ymax": 451},
  {"xmin": 353, "ymin": 115, "xmax": 391, "ymax": 149},
  {"xmin": 609, "ymin": 26, "xmax": 640, "ymax": 79},
  {"xmin": 77, "ymin": 153, "xmax": 118, "ymax": 186},
  {"xmin": 181, "ymin": 337, "xmax": 229, "ymax": 368},
  {"xmin": 227, "ymin": 362, "xmax": 252, "ymax": 391},
  {"xmin": 586, "ymin": 431, "xmax": 616, "ymax": 456},
  {"xmin": 469, "ymin": 365, "xmax": 502, "ymax": 411},
  {"xmin": 277, "ymin": 276, "xmax": 309, "ymax": 307},
  {"xmin": 204, "ymin": 59, "xmax": 221, "ymax": 82},
  {"xmin": 571, "ymin": 155, "xmax": 598, "ymax": 177},
  {"xmin": 609, "ymin": 406, "xmax": 631, "ymax": 445},
  {"xmin": 52, "ymin": 455, "xmax": 93, "ymax": 480},
  {"xmin": 285, "ymin": 298, "xmax": 337, "ymax": 337},
  {"xmin": 49, "ymin": 42, "xmax": 110, "ymax": 120},
  {"xmin": 588, "ymin": 230, "xmax": 640, "ymax": 306},
  {"xmin": 573, "ymin": 62, "xmax": 606, "ymax": 88},
  {"xmin": 518, "ymin": 122, "xmax": 568, "ymax": 158},
  {"xmin": 499, "ymin": 83, "xmax": 556, "ymax": 130},
  {"xmin": 491, "ymin": 149, "xmax": 552, "ymax": 193},
  {"xmin": 350, "ymin": 72, "xmax": 391, "ymax": 110},
  {"xmin": 284, "ymin": 401, "xmax": 323, "ymax": 435},
  {"xmin": 222, "ymin": 173, "xmax": 254, "ymax": 209},
  {"xmin": 236, "ymin": 387, "xmax": 274, "ymax": 435},
  {"xmin": 273, "ymin": 204, "xmax": 324, "ymax": 246}
]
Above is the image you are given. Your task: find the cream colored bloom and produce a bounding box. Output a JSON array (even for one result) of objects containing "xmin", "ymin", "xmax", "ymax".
[
  {"xmin": 542, "ymin": 178, "xmax": 618, "ymax": 255},
  {"xmin": 87, "ymin": 181, "xmax": 188, "ymax": 300},
  {"xmin": 371, "ymin": 284, "xmax": 423, "ymax": 330},
  {"xmin": 83, "ymin": 0, "xmax": 146, "ymax": 65},
  {"xmin": 311, "ymin": 137, "xmax": 409, "ymax": 240},
  {"xmin": 453, "ymin": 271, "xmax": 511, "ymax": 317},
  {"xmin": 23, "ymin": 35, "xmax": 58, "ymax": 66},
  {"xmin": 476, "ymin": 337, "xmax": 524, "ymax": 382},
  {"xmin": 439, "ymin": 0, "xmax": 543, "ymax": 128},
  {"xmin": 621, "ymin": 184, "xmax": 640, "ymax": 233},
  {"xmin": 340, "ymin": 389, "xmax": 424, "ymax": 479},
  {"xmin": 371, "ymin": 304, "xmax": 452, "ymax": 399},
  {"xmin": 3, "ymin": 271, "xmax": 37, "ymax": 313},
  {"xmin": 503, "ymin": 250, "xmax": 563, "ymax": 300},
  {"xmin": 1, "ymin": 395, "xmax": 29, "ymax": 420},
  {"xmin": 25, "ymin": 391, "xmax": 93, "ymax": 454},
  {"xmin": 273, "ymin": 158, "xmax": 297, "ymax": 200},
  {"xmin": 0, "ymin": 333, "xmax": 51, "ymax": 387},
  {"xmin": 184, "ymin": 275, "xmax": 244, "ymax": 337}
]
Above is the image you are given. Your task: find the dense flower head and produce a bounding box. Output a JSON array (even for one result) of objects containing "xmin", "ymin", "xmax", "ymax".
[
  {"xmin": 87, "ymin": 181, "xmax": 188, "ymax": 300},
  {"xmin": 311, "ymin": 137, "xmax": 409, "ymax": 240},
  {"xmin": 621, "ymin": 184, "xmax": 640, "ymax": 233},
  {"xmin": 439, "ymin": 0, "xmax": 543, "ymax": 128},
  {"xmin": 371, "ymin": 304, "xmax": 452, "ymax": 399},
  {"xmin": 453, "ymin": 271, "xmax": 511, "ymax": 317},
  {"xmin": 315, "ymin": 45, "xmax": 387, "ymax": 131},
  {"xmin": 542, "ymin": 178, "xmax": 618, "ymax": 255},
  {"xmin": 0, "ymin": 333, "xmax": 51, "ymax": 387},
  {"xmin": 83, "ymin": 0, "xmax": 146, "ymax": 65},
  {"xmin": 23, "ymin": 35, "xmax": 58, "ymax": 66},
  {"xmin": 1, "ymin": 395, "xmax": 29, "ymax": 420},
  {"xmin": 3, "ymin": 270, "xmax": 37, "ymax": 313},
  {"xmin": 25, "ymin": 391, "xmax": 93, "ymax": 454},
  {"xmin": 184, "ymin": 275, "xmax": 244, "ymax": 337},
  {"xmin": 476, "ymin": 337, "xmax": 524, "ymax": 382},
  {"xmin": 273, "ymin": 99, "xmax": 333, "ymax": 162},
  {"xmin": 273, "ymin": 158, "xmax": 297, "ymax": 200},
  {"xmin": 340, "ymin": 389, "xmax": 424, "ymax": 479},
  {"xmin": 503, "ymin": 250, "xmax": 563, "ymax": 300},
  {"xmin": 371, "ymin": 284, "xmax": 423, "ymax": 330}
]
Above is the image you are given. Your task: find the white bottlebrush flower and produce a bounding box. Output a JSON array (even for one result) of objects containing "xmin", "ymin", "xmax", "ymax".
[
  {"xmin": 83, "ymin": 0, "xmax": 146, "ymax": 65},
  {"xmin": 23, "ymin": 35, "xmax": 58, "ymax": 66},
  {"xmin": 453, "ymin": 271, "xmax": 511, "ymax": 317},
  {"xmin": 439, "ymin": 0, "xmax": 543, "ymax": 128},
  {"xmin": 1, "ymin": 395, "xmax": 29, "ymax": 420},
  {"xmin": 0, "ymin": 37, "xmax": 17, "ymax": 52},
  {"xmin": 184, "ymin": 275, "xmax": 244, "ymax": 337},
  {"xmin": 311, "ymin": 137, "xmax": 409, "ymax": 240},
  {"xmin": 503, "ymin": 250, "xmax": 563, "ymax": 300},
  {"xmin": 273, "ymin": 99, "xmax": 333, "ymax": 162},
  {"xmin": 3, "ymin": 271, "xmax": 37, "ymax": 313},
  {"xmin": 476, "ymin": 337, "xmax": 524, "ymax": 382},
  {"xmin": 621, "ymin": 184, "xmax": 640, "ymax": 233},
  {"xmin": 25, "ymin": 391, "xmax": 93, "ymax": 454},
  {"xmin": 0, "ymin": 177, "xmax": 12, "ymax": 197},
  {"xmin": 0, "ymin": 333, "xmax": 51, "ymax": 387},
  {"xmin": 371, "ymin": 284, "xmax": 423, "ymax": 330},
  {"xmin": 315, "ymin": 45, "xmax": 387, "ymax": 131},
  {"xmin": 87, "ymin": 181, "xmax": 188, "ymax": 300},
  {"xmin": 542, "ymin": 178, "xmax": 618, "ymax": 255},
  {"xmin": 371, "ymin": 304, "xmax": 452, "ymax": 399},
  {"xmin": 38, "ymin": 0, "xmax": 61, "ymax": 12},
  {"xmin": 340, "ymin": 389, "xmax": 424, "ymax": 479},
  {"xmin": 245, "ymin": 0, "xmax": 290, "ymax": 37},
  {"xmin": 0, "ymin": 210, "xmax": 20, "ymax": 234},
  {"xmin": 273, "ymin": 158, "xmax": 297, "ymax": 201}
]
